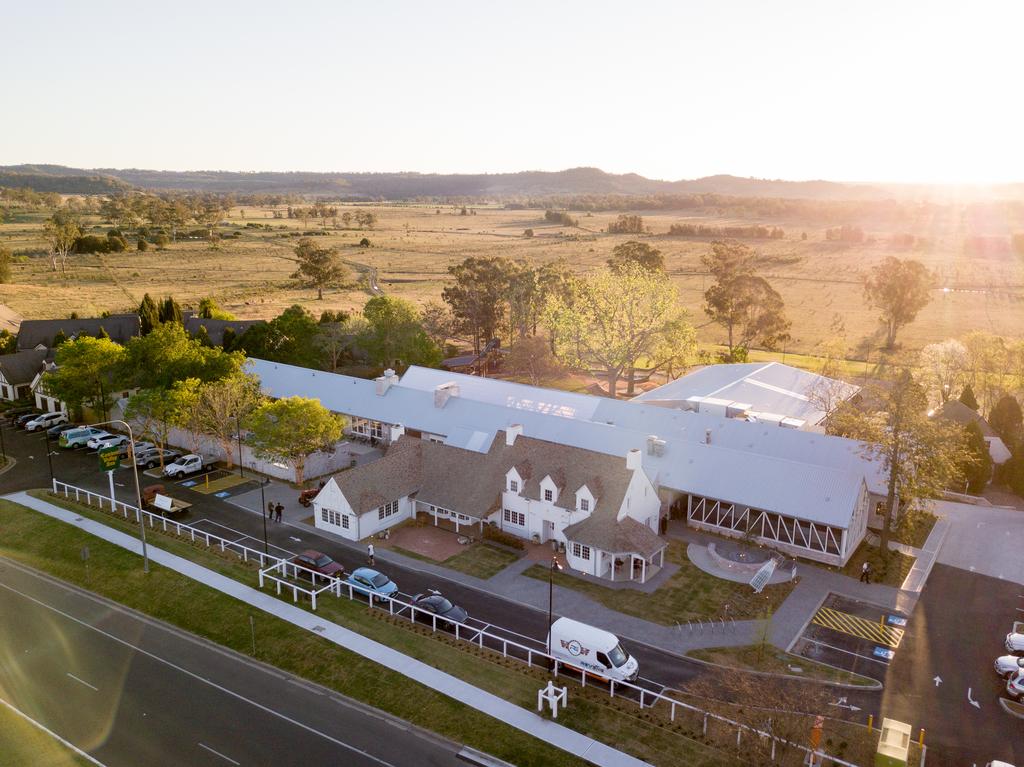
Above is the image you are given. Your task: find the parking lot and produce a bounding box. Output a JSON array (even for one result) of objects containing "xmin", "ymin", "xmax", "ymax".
[{"xmin": 791, "ymin": 593, "xmax": 909, "ymax": 683}]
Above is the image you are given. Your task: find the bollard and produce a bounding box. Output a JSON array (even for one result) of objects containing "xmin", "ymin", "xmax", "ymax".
[
  {"xmin": 867, "ymin": 714, "xmax": 873, "ymax": 733},
  {"xmin": 918, "ymin": 728, "xmax": 925, "ymax": 747}
]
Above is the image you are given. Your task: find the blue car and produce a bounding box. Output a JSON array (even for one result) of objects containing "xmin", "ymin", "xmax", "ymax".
[{"xmin": 346, "ymin": 567, "xmax": 398, "ymax": 602}]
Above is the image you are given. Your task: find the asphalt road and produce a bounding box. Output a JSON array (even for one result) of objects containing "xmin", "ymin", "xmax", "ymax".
[
  {"xmin": 0, "ymin": 555, "xmax": 463, "ymax": 767},
  {"xmin": 3, "ymin": 420, "xmax": 1022, "ymax": 764}
]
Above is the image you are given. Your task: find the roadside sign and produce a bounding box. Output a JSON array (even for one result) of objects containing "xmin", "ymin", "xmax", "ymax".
[{"xmin": 98, "ymin": 445, "xmax": 121, "ymax": 472}]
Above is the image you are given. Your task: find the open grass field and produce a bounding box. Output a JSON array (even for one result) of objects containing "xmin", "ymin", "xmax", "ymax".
[{"xmin": 4, "ymin": 202, "xmax": 1024, "ymax": 360}]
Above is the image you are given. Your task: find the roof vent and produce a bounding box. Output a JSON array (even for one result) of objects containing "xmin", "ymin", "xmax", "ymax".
[
  {"xmin": 646, "ymin": 435, "xmax": 666, "ymax": 456},
  {"xmin": 506, "ymin": 424, "xmax": 523, "ymax": 446},
  {"xmin": 704, "ymin": 428, "xmax": 712, "ymax": 445},
  {"xmin": 374, "ymin": 368, "xmax": 399, "ymax": 396},
  {"xmin": 433, "ymin": 382, "xmax": 459, "ymax": 408}
]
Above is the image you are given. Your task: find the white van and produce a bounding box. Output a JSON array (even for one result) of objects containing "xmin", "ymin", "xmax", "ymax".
[{"xmin": 547, "ymin": 617, "xmax": 639, "ymax": 682}]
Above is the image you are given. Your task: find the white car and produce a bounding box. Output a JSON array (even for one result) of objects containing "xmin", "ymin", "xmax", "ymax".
[
  {"xmin": 995, "ymin": 655, "xmax": 1024, "ymax": 678},
  {"xmin": 24, "ymin": 412, "xmax": 68, "ymax": 431},
  {"xmin": 163, "ymin": 454, "xmax": 204, "ymax": 478},
  {"xmin": 1007, "ymin": 669, "xmax": 1024, "ymax": 701},
  {"xmin": 1006, "ymin": 633, "xmax": 1024, "ymax": 653},
  {"xmin": 88, "ymin": 433, "xmax": 129, "ymax": 451}
]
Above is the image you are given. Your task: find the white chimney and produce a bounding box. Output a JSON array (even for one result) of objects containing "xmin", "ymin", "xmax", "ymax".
[
  {"xmin": 389, "ymin": 424, "xmax": 405, "ymax": 442},
  {"xmin": 434, "ymin": 382, "xmax": 459, "ymax": 408},
  {"xmin": 647, "ymin": 435, "xmax": 666, "ymax": 456},
  {"xmin": 505, "ymin": 424, "xmax": 523, "ymax": 446},
  {"xmin": 375, "ymin": 368, "xmax": 399, "ymax": 396},
  {"xmin": 626, "ymin": 448, "xmax": 642, "ymax": 470},
  {"xmin": 704, "ymin": 428, "xmax": 712, "ymax": 445}
]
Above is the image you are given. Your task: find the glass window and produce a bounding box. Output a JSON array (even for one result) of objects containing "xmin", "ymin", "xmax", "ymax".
[
  {"xmin": 580, "ymin": 498, "xmax": 590, "ymax": 512},
  {"xmin": 608, "ymin": 644, "xmax": 629, "ymax": 668},
  {"xmin": 544, "ymin": 489, "xmax": 553, "ymax": 502},
  {"xmin": 509, "ymin": 479, "xmax": 519, "ymax": 492}
]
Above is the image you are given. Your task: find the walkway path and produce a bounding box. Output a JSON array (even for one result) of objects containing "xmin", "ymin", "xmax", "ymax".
[{"xmin": 7, "ymin": 491, "xmax": 651, "ymax": 767}]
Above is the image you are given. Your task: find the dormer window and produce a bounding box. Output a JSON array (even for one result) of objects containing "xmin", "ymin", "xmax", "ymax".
[
  {"xmin": 509, "ymin": 479, "xmax": 519, "ymax": 493},
  {"xmin": 544, "ymin": 489, "xmax": 553, "ymax": 502},
  {"xmin": 579, "ymin": 498, "xmax": 590, "ymax": 512}
]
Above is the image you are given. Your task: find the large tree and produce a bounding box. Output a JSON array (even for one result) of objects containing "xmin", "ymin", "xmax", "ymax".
[
  {"xmin": 124, "ymin": 379, "xmax": 201, "ymax": 469},
  {"xmin": 235, "ymin": 305, "xmax": 323, "ymax": 368},
  {"xmin": 505, "ymin": 335, "xmax": 567, "ymax": 387},
  {"xmin": 0, "ymin": 242, "xmax": 11, "ymax": 284},
  {"xmin": 316, "ymin": 316, "xmax": 369, "ymax": 371},
  {"xmin": 361, "ymin": 295, "xmax": 442, "ymax": 369},
  {"xmin": 42, "ymin": 336, "xmax": 126, "ymax": 420},
  {"xmin": 607, "ymin": 241, "xmax": 664, "ymax": 273},
  {"xmin": 989, "ymin": 393, "xmax": 1023, "ymax": 450},
  {"xmin": 960, "ymin": 421, "xmax": 993, "ymax": 494},
  {"xmin": 247, "ymin": 397, "xmax": 345, "ymax": 485},
  {"xmin": 192, "ymin": 373, "xmax": 263, "ymax": 468},
  {"xmin": 863, "ymin": 257, "xmax": 933, "ymax": 348},
  {"xmin": 138, "ymin": 293, "xmax": 161, "ymax": 335},
  {"xmin": 442, "ymin": 256, "xmax": 512, "ymax": 355},
  {"xmin": 291, "ymin": 238, "xmax": 349, "ymax": 300},
  {"xmin": 43, "ymin": 209, "xmax": 82, "ymax": 274},
  {"xmin": 702, "ymin": 241, "xmax": 790, "ymax": 360},
  {"xmin": 830, "ymin": 366, "xmax": 969, "ymax": 559},
  {"xmin": 917, "ymin": 339, "xmax": 968, "ymax": 404},
  {"xmin": 122, "ymin": 322, "xmax": 242, "ymax": 390},
  {"xmin": 545, "ymin": 262, "xmax": 695, "ymax": 398}
]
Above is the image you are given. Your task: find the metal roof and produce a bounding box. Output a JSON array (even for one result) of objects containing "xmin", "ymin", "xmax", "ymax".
[{"xmin": 248, "ymin": 359, "xmax": 882, "ymax": 529}]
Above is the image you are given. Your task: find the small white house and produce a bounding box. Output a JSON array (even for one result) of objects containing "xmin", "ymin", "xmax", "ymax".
[
  {"xmin": 0, "ymin": 349, "xmax": 47, "ymax": 402},
  {"xmin": 312, "ymin": 427, "xmax": 666, "ymax": 582}
]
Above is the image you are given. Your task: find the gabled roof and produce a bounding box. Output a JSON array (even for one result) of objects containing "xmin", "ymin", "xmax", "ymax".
[
  {"xmin": 0, "ymin": 349, "xmax": 47, "ymax": 386},
  {"xmin": 632, "ymin": 362, "xmax": 860, "ymax": 425},
  {"xmin": 184, "ymin": 317, "xmax": 264, "ymax": 346},
  {"xmin": 931, "ymin": 399, "xmax": 996, "ymax": 437},
  {"xmin": 0, "ymin": 304, "xmax": 23, "ymax": 334},
  {"xmin": 563, "ymin": 515, "xmax": 666, "ymax": 558},
  {"xmin": 16, "ymin": 314, "xmax": 141, "ymax": 350},
  {"xmin": 334, "ymin": 436, "xmax": 422, "ymax": 514}
]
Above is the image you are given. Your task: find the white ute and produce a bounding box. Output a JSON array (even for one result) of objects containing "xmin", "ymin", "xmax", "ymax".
[
  {"xmin": 547, "ymin": 617, "xmax": 639, "ymax": 682},
  {"xmin": 163, "ymin": 454, "xmax": 204, "ymax": 478}
]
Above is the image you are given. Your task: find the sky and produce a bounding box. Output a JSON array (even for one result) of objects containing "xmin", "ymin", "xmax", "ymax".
[{"xmin": 3, "ymin": 1, "xmax": 1023, "ymax": 184}]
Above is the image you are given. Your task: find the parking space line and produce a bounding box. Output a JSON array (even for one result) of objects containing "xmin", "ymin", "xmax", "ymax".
[
  {"xmin": 811, "ymin": 607, "xmax": 904, "ymax": 648},
  {"xmin": 66, "ymin": 672, "xmax": 98, "ymax": 691},
  {"xmin": 197, "ymin": 742, "xmax": 240, "ymax": 765}
]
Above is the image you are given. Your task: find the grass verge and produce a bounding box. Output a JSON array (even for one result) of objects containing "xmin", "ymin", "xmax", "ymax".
[
  {"xmin": 392, "ymin": 542, "xmax": 522, "ymax": 580},
  {"xmin": 18, "ymin": 492, "xmax": 736, "ymax": 767},
  {"xmin": 687, "ymin": 645, "xmax": 878, "ymax": 687},
  {"xmin": 889, "ymin": 510, "xmax": 937, "ymax": 549},
  {"xmin": 839, "ymin": 545, "xmax": 915, "ymax": 587},
  {"xmin": 0, "ymin": 699, "xmax": 96, "ymax": 767},
  {"xmin": 524, "ymin": 540, "xmax": 796, "ymax": 624}
]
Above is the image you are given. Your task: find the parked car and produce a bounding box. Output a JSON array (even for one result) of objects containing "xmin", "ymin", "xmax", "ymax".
[
  {"xmin": 46, "ymin": 422, "xmax": 79, "ymax": 438},
  {"xmin": 291, "ymin": 550, "xmax": 345, "ymax": 578},
  {"xmin": 88, "ymin": 433, "xmax": 129, "ymax": 451},
  {"xmin": 59, "ymin": 427, "xmax": 108, "ymax": 449},
  {"xmin": 298, "ymin": 481, "xmax": 326, "ymax": 507},
  {"xmin": 1006, "ymin": 632, "xmax": 1024, "ymax": 653},
  {"xmin": 135, "ymin": 447, "xmax": 181, "ymax": 470},
  {"xmin": 24, "ymin": 412, "xmax": 68, "ymax": 432},
  {"xmin": 163, "ymin": 454, "xmax": 204, "ymax": 478},
  {"xmin": 411, "ymin": 590, "xmax": 468, "ymax": 628},
  {"xmin": 1007, "ymin": 669, "xmax": 1024, "ymax": 701},
  {"xmin": 117, "ymin": 441, "xmax": 155, "ymax": 458},
  {"xmin": 4, "ymin": 405, "xmax": 35, "ymax": 422},
  {"xmin": 995, "ymin": 655, "xmax": 1024, "ymax": 678},
  {"xmin": 345, "ymin": 567, "xmax": 398, "ymax": 602},
  {"xmin": 547, "ymin": 617, "xmax": 640, "ymax": 682},
  {"xmin": 13, "ymin": 412, "xmax": 42, "ymax": 428}
]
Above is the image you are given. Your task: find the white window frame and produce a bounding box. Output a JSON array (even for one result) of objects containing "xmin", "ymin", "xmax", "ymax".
[
  {"xmin": 544, "ymin": 489, "xmax": 553, "ymax": 502},
  {"xmin": 571, "ymin": 542, "xmax": 591, "ymax": 560},
  {"xmin": 503, "ymin": 508, "xmax": 526, "ymax": 527},
  {"xmin": 579, "ymin": 498, "xmax": 590, "ymax": 512},
  {"xmin": 509, "ymin": 479, "xmax": 519, "ymax": 493},
  {"xmin": 378, "ymin": 500, "xmax": 400, "ymax": 521}
]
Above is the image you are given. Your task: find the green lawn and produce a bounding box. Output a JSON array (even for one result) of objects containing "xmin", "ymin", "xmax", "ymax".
[
  {"xmin": 889, "ymin": 509, "xmax": 938, "ymax": 549},
  {"xmin": 0, "ymin": 699, "xmax": 96, "ymax": 767},
  {"xmin": 19, "ymin": 493, "xmax": 734, "ymax": 766},
  {"xmin": 687, "ymin": 645, "xmax": 878, "ymax": 687},
  {"xmin": 839, "ymin": 544, "xmax": 916, "ymax": 587},
  {"xmin": 524, "ymin": 540, "xmax": 797, "ymax": 625},
  {"xmin": 392, "ymin": 542, "xmax": 521, "ymax": 580}
]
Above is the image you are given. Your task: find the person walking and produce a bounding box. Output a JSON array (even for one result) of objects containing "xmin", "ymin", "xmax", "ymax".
[
  {"xmin": 275, "ymin": 502, "xmax": 283, "ymax": 523},
  {"xmin": 860, "ymin": 561, "xmax": 871, "ymax": 584},
  {"xmin": 367, "ymin": 543, "xmax": 375, "ymax": 566},
  {"xmin": 266, "ymin": 501, "xmax": 274, "ymax": 519}
]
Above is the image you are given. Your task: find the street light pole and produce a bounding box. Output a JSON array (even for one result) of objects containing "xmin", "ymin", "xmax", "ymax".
[
  {"xmin": 546, "ymin": 555, "xmax": 562, "ymax": 663},
  {"xmin": 91, "ymin": 419, "xmax": 149, "ymax": 573}
]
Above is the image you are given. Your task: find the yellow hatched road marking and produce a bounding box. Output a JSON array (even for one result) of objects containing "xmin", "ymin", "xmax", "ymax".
[{"xmin": 810, "ymin": 607, "xmax": 904, "ymax": 648}]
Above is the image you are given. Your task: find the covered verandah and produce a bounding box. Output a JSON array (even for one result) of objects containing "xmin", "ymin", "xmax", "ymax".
[
  {"xmin": 415, "ymin": 500, "xmax": 485, "ymax": 537},
  {"xmin": 596, "ymin": 546, "xmax": 666, "ymax": 584}
]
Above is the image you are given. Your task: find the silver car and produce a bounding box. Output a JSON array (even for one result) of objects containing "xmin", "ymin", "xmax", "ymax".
[{"xmin": 995, "ymin": 655, "xmax": 1024, "ymax": 678}]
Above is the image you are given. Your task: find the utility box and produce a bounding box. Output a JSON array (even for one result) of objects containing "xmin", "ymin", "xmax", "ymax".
[{"xmin": 875, "ymin": 718, "xmax": 911, "ymax": 767}]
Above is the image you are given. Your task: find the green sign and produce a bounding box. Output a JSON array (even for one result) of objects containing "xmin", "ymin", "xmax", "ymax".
[{"xmin": 98, "ymin": 445, "xmax": 121, "ymax": 472}]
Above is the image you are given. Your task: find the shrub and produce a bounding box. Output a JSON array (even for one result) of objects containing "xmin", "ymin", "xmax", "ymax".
[
  {"xmin": 154, "ymin": 234, "xmax": 170, "ymax": 249},
  {"xmin": 359, "ymin": 237, "xmax": 371, "ymax": 247},
  {"xmin": 137, "ymin": 238, "xmax": 149, "ymax": 252},
  {"xmin": 482, "ymin": 525, "xmax": 525, "ymax": 550}
]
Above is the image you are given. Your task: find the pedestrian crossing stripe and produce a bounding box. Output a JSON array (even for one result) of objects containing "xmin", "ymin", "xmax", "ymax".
[{"xmin": 810, "ymin": 607, "xmax": 905, "ymax": 648}]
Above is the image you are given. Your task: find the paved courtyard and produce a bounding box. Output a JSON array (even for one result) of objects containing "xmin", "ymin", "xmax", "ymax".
[{"xmin": 933, "ymin": 500, "xmax": 1024, "ymax": 584}]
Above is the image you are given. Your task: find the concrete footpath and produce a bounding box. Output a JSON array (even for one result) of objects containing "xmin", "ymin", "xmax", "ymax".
[{"xmin": 5, "ymin": 491, "xmax": 651, "ymax": 767}]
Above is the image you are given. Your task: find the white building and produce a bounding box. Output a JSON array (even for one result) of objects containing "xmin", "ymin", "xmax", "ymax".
[
  {"xmin": 0, "ymin": 349, "xmax": 47, "ymax": 402},
  {"xmin": 314, "ymin": 428, "xmax": 666, "ymax": 582},
  {"xmin": 253, "ymin": 359, "xmax": 883, "ymax": 567}
]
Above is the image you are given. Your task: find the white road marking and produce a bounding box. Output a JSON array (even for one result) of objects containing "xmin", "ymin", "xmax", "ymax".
[
  {"xmin": 66, "ymin": 672, "xmax": 98, "ymax": 691},
  {"xmin": 828, "ymin": 696, "xmax": 861, "ymax": 712},
  {"xmin": 0, "ymin": 581, "xmax": 397, "ymax": 767},
  {"xmin": 967, "ymin": 687, "xmax": 981, "ymax": 709},
  {"xmin": 800, "ymin": 637, "xmax": 890, "ymax": 666},
  {"xmin": 288, "ymin": 536, "xmax": 301, "ymax": 542},
  {"xmin": 933, "ymin": 676, "xmax": 942, "ymax": 686},
  {"xmin": 198, "ymin": 742, "xmax": 240, "ymax": 765},
  {"xmin": 0, "ymin": 695, "xmax": 107, "ymax": 766}
]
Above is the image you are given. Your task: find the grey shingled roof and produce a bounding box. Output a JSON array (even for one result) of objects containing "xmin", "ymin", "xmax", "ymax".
[
  {"xmin": 932, "ymin": 399, "xmax": 997, "ymax": 438},
  {"xmin": 0, "ymin": 349, "xmax": 47, "ymax": 386},
  {"xmin": 334, "ymin": 437, "xmax": 423, "ymax": 514},
  {"xmin": 184, "ymin": 317, "xmax": 265, "ymax": 346},
  {"xmin": 563, "ymin": 515, "xmax": 666, "ymax": 558},
  {"xmin": 332, "ymin": 431, "xmax": 635, "ymax": 523},
  {"xmin": 16, "ymin": 315, "xmax": 141, "ymax": 350}
]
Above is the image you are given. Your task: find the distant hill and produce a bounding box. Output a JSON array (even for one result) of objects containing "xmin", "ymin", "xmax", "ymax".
[
  {"xmin": 1, "ymin": 164, "xmax": 886, "ymax": 200},
  {"xmin": 0, "ymin": 165, "xmax": 131, "ymax": 194}
]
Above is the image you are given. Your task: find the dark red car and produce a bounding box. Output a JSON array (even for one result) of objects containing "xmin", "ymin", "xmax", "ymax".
[{"xmin": 291, "ymin": 550, "xmax": 344, "ymax": 578}]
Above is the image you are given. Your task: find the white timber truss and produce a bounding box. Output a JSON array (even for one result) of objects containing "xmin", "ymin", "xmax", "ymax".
[{"xmin": 687, "ymin": 495, "xmax": 844, "ymax": 558}]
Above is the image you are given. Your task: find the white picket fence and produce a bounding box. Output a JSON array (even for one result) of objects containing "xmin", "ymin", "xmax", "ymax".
[{"xmin": 51, "ymin": 478, "xmax": 909, "ymax": 767}]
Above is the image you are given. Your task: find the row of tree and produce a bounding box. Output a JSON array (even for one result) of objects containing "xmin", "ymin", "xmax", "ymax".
[{"xmin": 667, "ymin": 223, "xmax": 785, "ymax": 239}]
